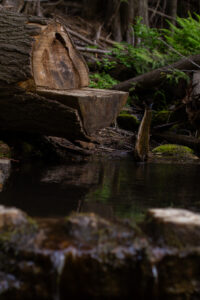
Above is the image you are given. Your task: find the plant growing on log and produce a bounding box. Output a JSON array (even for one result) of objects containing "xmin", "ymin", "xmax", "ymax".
[{"xmin": 163, "ymin": 69, "xmax": 190, "ymax": 85}]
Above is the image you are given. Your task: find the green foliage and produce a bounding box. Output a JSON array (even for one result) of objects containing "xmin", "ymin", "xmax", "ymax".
[
  {"xmin": 111, "ymin": 42, "xmax": 166, "ymax": 74},
  {"xmin": 110, "ymin": 14, "xmax": 200, "ymax": 77},
  {"xmin": 97, "ymin": 58, "xmax": 117, "ymax": 71},
  {"xmin": 162, "ymin": 69, "xmax": 190, "ymax": 85},
  {"xmin": 134, "ymin": 17, "xmax": 163, "ymax": 50},
  {"xmin": 163, "ymin": 14, "xmax": 200, "ymax": 56},
  {"xmin": 89, "ymin": 72, "xmax": 119, "ymax": 89}
]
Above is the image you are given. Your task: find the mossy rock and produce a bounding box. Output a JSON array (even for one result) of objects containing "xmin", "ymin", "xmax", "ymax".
[
  {"xmin": 117, "ymin": 113, "xmax": 139, "ymax": 131},
  {"xmin": 0, "ymin": 141, "xmax": 11, "ymax": 158},
  {"xmin": 152, "ymin": 144, "xmax": 198, "ymax": 160},
  {"xmin": 152, "ymin": 110, "xmax": 172, "ymax": 126}
]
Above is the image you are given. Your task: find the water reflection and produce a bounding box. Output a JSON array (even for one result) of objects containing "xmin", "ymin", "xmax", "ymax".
[{"xmin": 0, "ymin": 159, "xmax": 200, "ymax": 220}]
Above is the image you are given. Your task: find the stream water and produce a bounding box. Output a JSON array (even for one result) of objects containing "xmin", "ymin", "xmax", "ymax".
[{"xmin": 0, "ymin": 158, "xmax": 200, "ymax": 221}]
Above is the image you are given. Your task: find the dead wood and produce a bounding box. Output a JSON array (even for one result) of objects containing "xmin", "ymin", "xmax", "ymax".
[
  {"xmin": 135, "ymin": 109, "xmax": 152, "ymax": 161},
  {"xmin": 66, "ymin": 27, "xmax": 104, "ymax": 49},
  {"xmin": 0, "ymin": 9, "xmax": 89, "ymax": 91},
  {"xmin": 112, "ymin": 54, "xmax": 200, "ymax": 92},
  {"xmin": 183, "ymin": 71, "xmax": 200, "ymax": 132},
  {"xmin": 76, "ymin": 47, "xmax": 111, "ymax": 54}
]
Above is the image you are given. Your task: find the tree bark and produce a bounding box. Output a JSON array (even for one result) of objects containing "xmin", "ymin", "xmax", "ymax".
[
  {"xmin": 0, "ymin": 9, "xmax": 128, "ymax": 140},
  {"xmin": 184, "ymin": 71, "xmax": 200, "ymax": 132},
  {"xmin": 112, "ymin": 54, "xmax": 200, "ymax": 92},
  {"xmin": 120, "ymin": 0, "xmax": 135, "ymax": 44},
  {"xmin": 167, "ymin": 0, "xmax": 177, "ymax": 26},
  {"xmin": 0, "ymin": 91, "xmax": 89, "ymax": 141},
  {"xmin": 137, "ymin": 0, "xmax": 149, "ymax": 26}
]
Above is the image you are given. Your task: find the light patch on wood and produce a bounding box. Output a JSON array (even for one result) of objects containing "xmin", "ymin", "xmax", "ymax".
[
  {"xmin": 18, "ymin": 79, "xmax": 36, "ymax": 92},
  {"xmin": 37, "ymin": 87, "xmax": 128, "ymax": 135},
  {"xmin": 32, "ymin": 22, "xmax": 89, "ymax": 90}
]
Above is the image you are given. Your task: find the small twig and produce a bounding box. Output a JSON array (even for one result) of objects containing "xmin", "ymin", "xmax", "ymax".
[
  {"xmin": 158, "ymin": 38, "xmax": 200, "ymax": 70},
  {"xmin": 67, "ymin": 27, "xmax": 104, "ymax": 49},
  {"xmin": 148, "ymin": 7, "xmax": 176, "ymax": 21},
  {"xmin": 150, "ymin": 0, "xmax": 161, "ymax": 22},
  {"xmin": 76, "ymin": 47, "xmax": 111, "ymax": 54},
  {"xmin": 99, "ymin": 36, "xmax": 117, "ymax": 46},
  {"xmin": 43, "ymin": 0, "xmax": 64, "ymax": 7},
  {"xmin": 93, "ymin": 23, "xmax": 104, "ymax": 45}
]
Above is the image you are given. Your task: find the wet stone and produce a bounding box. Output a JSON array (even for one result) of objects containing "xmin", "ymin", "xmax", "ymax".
[
  {"xmin": 1, "ymin": 208, "xmax": 200, "ymax": 299},
  {"xmin": 144, "ymin": 208, "xmax": 200, "ymax": 248},
  {"xmin": 0, "ymin": 205, "xmax": 29, "ymax": 230}
]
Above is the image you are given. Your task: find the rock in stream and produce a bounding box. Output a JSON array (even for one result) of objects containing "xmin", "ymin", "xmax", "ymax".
[{"xmin": 0, "ymin": 206, "xmax": 200, "ymax": 299}]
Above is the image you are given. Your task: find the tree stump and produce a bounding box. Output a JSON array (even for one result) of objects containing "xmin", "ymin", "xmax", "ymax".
[{"xmin": 0, "ymin": 9, "xmax": 128, "ymax": 140}]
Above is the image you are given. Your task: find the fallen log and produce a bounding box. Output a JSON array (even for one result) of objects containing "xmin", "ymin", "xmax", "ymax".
[
  {"xmin": 37, "ymin": 87, "xmax": 128, "ymax": 135},
  {"xmin": 0, "ymin": 91, "xmax": 90, "ymax": 141},
  {"xmin": 0, "ymin": 10, "xmax": 128, "ymax": 140},
  {"xmin": 112, "ymin": 54, "xmax": 200, "ymax": 92}
]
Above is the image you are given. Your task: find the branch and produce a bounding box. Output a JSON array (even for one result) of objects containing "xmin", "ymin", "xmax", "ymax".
[
  {"xmin": 67, "ymin": 27, "xmax": 104, "ymax": 49},
  {"xmin": 148, "ymin": 7, "xmax": 176, "ymax": 21},
  {"xmin": 112, "ymin": 54, "xmax": 200, "ymax": 91},
  {"xmin": 76, "ymin": 47, "xmax": 111, "ymax": 54}
]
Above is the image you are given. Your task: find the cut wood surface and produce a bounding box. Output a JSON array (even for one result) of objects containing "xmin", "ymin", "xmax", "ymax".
[
  {"xmin": 0, "ymin": 10, "xmax": 128, "ymax": 140},
  {"xmin": 0, "ymin": 9, "xmax": 89, "ymax": 92},
  {"xmin": 37, "ymin": 87, "xmax": 128, "ymax": 135},
  {"xmin": 112, "ymin": 54, "xmax": 200, "ymax": 91}
]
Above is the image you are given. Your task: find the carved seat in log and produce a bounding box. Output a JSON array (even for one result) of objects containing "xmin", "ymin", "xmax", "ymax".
[{"xmin": 0, "ymin": 10, "xmax": 128, "ymax": 140}]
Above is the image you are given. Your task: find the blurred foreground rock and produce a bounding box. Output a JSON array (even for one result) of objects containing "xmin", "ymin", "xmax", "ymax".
[
  {"xmin": 0, "ymin": 141, "xmax": 11, "ymax": 192},
  {"xmin": 0, "ymin": 206, "xmax": 200, "ymax": 299}
]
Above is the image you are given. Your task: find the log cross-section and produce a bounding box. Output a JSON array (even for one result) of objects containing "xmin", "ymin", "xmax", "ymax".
[
  {"xmin": 0, "ymin": 10, "xmax": 89, "ymax": 91},
  {"xmin": 0, "ymin": 9, "xmax": 128, "ymax": 141}
]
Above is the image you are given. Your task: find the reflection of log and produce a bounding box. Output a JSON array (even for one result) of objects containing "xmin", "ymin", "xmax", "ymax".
[
  {"xmin": 153, "ymin": 132, "xmax": 200, "ymax": 152},
  {"xmin": 112, "ymin": 54, "xmax": 200, "ymax": 92}
]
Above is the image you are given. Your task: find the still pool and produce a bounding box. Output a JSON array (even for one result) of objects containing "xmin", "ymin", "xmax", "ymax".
[{"xmin": 0, "ymin": 159, "xmax": 200, "ymax": 221}]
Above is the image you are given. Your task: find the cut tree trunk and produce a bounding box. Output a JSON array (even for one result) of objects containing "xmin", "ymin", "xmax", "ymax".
[
  {"xmin": 0, "ymin": 10, "xmax": 128, "ymax": 140},
  {"xmin": 0, "ymin": 9, "xmax": 89, "ymax": 91},
  {"xmin": 37, "ymin": 87, "xmax": 128, "ymax": 135},
  {"xmin": 112, "ymin": 54, "xmax": 200, "ymax": 92}
]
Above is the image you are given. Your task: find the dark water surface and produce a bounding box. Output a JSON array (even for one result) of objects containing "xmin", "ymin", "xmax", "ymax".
[{"xmin": 0, "ymin": 159, "xmax": 200, "ymax": 221}]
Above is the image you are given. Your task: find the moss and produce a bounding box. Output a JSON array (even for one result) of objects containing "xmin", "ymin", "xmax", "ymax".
[
  {"xmin": 0, "ymin": 141, "xmax": 11, "ymax": 158},
  {"xmin": 117, "ymin": 113, "xmax": 139, "ymax": 131},
  {"xmin": 152, "ymin": 144, "xmax": 197, "ymax": 159},
  {"xmin": 151, "ymin": 110, "xmax": 172, "ymax": 127}
]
